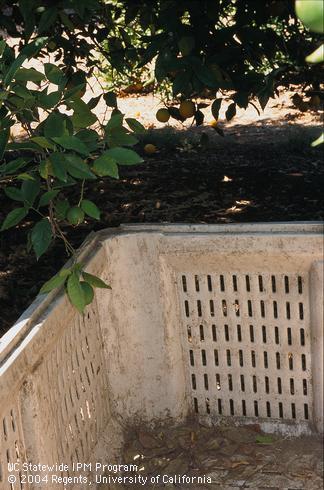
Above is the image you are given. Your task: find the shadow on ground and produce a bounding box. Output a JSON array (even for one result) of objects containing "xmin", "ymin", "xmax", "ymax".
[{"xmin": 0, "ymin": 121, "xmax": 323, "ymax": 335}]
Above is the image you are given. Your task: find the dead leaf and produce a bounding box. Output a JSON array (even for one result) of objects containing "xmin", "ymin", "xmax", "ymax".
[
  {"xmin": 231, "ymin": 460, "xmax": 250, "ymax": 468},
  {"xmin": 138, "ymin": 431, "xmax": 162, "ymax": 449}
]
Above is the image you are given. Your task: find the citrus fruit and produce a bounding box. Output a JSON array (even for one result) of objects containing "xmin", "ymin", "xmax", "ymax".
[
  {"xmin": 310, "ymin": 95, "xmax": 321, "ymax": 109},
  {"xmin": 66, "ymin": 206, "xmax": 85, "ymax": 225},
  {"xmin": 295, "ymin": 0, "xmax": 324, "ymax": 33},
  {"xmin": 156, "ymin": 108, "xmax": 170, "ymax": 123},
  {"xmin": 144, "ymin": 144, "xmax": 157, "ymax": 154},
  {"xmin": 179, "ymin": 100, "xmax": 196, "ymax": 119},
  {"xmin": 48, "ymin": 41, "xmax": 57, "ymax": 52},
  {"xmin": 80, "ymin": 281, "xmax": 94, "ymax": 305}
]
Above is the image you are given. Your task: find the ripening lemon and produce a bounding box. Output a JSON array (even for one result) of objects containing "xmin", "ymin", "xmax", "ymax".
[
  {"xmin": 179, "ymin": 100, "xmax": 196, "ymax": 119},
  {"xmin": 144, "ymin": 144, "xmax": 157, "ymax": 154},
  {"xmin": 156, "ymin": 108, "xmax": 170, "ymax": 123},
  {"xmin": 66, "ymin": 206, "xmax": 85, "ymax": 225}
]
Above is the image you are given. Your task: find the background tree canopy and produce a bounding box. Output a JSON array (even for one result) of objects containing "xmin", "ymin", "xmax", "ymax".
[
  {"xmin": 0, "ymin": 1, "xmax": 322, "ymax": 111},
  {"xmin": 0, "ymin": 0, "xmax": 322, "ymax": 313}
]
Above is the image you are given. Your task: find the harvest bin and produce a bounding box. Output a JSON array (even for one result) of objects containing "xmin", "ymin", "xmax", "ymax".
[{"xmin": 0, "ymin": 223, "xmax": 323, "ymax": 489}]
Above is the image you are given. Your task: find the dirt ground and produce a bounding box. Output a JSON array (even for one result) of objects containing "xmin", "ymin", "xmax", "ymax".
[
  {"xmin": 0, "ymin": 88, "xmax": 323, "ymax": 336},
  {"xmin": 97, "ymin": 422, "xmax": 323, "ymax": 489}
]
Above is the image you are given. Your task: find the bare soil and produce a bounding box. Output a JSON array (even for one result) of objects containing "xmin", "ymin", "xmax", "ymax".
[{"xmin": 104, "ymin": 421, "xmax": 323, "ymax": 489}]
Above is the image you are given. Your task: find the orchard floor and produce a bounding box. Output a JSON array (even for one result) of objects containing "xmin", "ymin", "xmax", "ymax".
[
  {"xmin": 97, "ymin": 422, "xmax": 323, "ymax": 489},
  {"xmin": 0, "ymin": 91, "xmax": 323, "ymax": 490},
  {"xmin": 0, "ymin": 89, "xmax": 323, "ymax": 336}
]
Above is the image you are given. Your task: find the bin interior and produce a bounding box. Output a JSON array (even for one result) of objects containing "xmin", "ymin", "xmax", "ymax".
[{"xmin": 0, "ymin": 223, "xmax": 323, "ymax": 489}]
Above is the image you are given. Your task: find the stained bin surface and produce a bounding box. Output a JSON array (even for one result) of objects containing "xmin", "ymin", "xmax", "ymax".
[{"xmin": 0, "ymin": 223, "xmax": 323, "ymax": 489}]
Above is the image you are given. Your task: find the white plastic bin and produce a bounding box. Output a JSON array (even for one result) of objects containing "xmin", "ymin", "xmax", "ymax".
[{"xmin": 0, "ymin": 222, "xmax": 323, "ymax": 489}]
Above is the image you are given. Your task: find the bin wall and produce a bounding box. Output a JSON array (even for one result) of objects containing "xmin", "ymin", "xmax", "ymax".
[{"xmin": 0, "ymin": 223, "xmax": 323, "ymax": 490}]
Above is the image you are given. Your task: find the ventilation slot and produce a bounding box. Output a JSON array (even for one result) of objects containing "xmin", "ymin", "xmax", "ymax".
[{"xmin": 180, "ymin": 271, "xmax": 312, "ymax": 426}]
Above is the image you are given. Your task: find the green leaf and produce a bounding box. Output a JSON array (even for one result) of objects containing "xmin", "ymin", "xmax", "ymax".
[
  {"xmin": 12, "ymin": 84, "xmax": 34, "ymax": 100},
  {"xmin": 126, "ymin": 118, "xmax": 146, "ymax": 134},
  {"xmin": 80, "ymin": 281, "xmax": 94, "ymax": 305},
  {"xmin": 178, "ymin": 36, "xmax": 195, "ymax": 56},
  {"xmin": 59, "ymin": 11, "xmax": 75, "ymax": 30},
  {"xmin": 225, "ymin": 102, "xmax": 237, "ymax": 121},
  {"xmin": 49, "ymin": 153, "xmax": 68, "ymax": 182},
  {"xmin": 81, "ymin": 200, "xmax": 100, "ymax": 220},
  {"xmin": 38, "ymin": 7, "xmax": 58, "ymax": 34},
  {"xmin": 306, "ymin": 44, "xmax": 324, "ymax": 64},
  {"xmin": 87, "ymin": 94, "xmax": 102, "ymax": 110},
  {"xmin": 63, "ymin": 83, "xmax": 85, "ymax": 100},
  {"xmin": 172, "ymin": 70, "xmax": 192, "ymax": 97},
  {"xmin": 67, "ymin": 272, "xmax": 86, "ymax": 313},
  {"xmin": 211, "ymin": 99, "xmax": 222, "ymax": 120},
  {"xmin": 0, "ymin": 40, "xmax": 6, "ymax": 57},
  {"xmin": 52, "ymin": 136, "xmax": 89, "ymax": 156},
  {"xmin": 194, "ymin": 63, "xmax": 219, "ymax": 88},
  {"xmin": 64, "ymin": 154, "xmax": 96, "ymax": 180},
  {"xmin": 168, "ymin": 106, "xmax": 186, "ymax": 122},
  {"xmin": 30, "ymin": 136, "xmax": 55, "ymax": 150},
  {"xmin": 44, "ymin": 63, "xmax": 67, "ymax": 86},
  {"xmin": 258, "ymin": 92, "xmax": 270, "ymax": 111},
  {"xmin": 38, "ymin": 190, "xmax": 60, "ymax": 207},
  {"xmin": 256, "ymin": 435, "xmax": 274, "ymax": 445},
  {"xmin": 21, "ymin": 37, "xmax": 48, "ymax": 58},
  {"xmin": 44, "ymin": 112, "xmax": 67, "ymax": 138},
  {"xmin": 0, "ymin": 157, "xmax": 29, "ymax": 175},
  {"xmin": 93, "ymin": 154, "xmax": 119, "ymax": 178},
  {"xmin": 67, "ymin": 99, "xmax": 97, "ymax": 128},
  {"xmin": 82, "ymin": 271, "xmax": 111, "ymax": 289},
  {"xmin": 7, "ymin": 141, "xmax": 45, "ymax": 152},
  {"xmin": 40, "ymin": 271, "xmax": 69, "ymax": 294},
  {"xmin": 75, "ymin": 129, "xmax": 99, "ymax": 152},
  {"xmin": 55, "ymin": 199, "xmax": 70, "ymax": 220},
  {"xmin": 3, "ymin": 38, "xmax": 47, "ymax": 86},
  {"xmin": 103, "ymin": 91, "xmax": 117, "ymax": 107},
  {"xmin": 39, "ymin": 159, "xmax": 50, "ymax": 179},
  {"xmin": 3, "ymin": 54, "xmax": 28, "ymax": 87},
  {"xmin": 195, "ymin": 110, "xmax": 204, "ymax": 126},
  {"xmin": 14, "ymin": 68, "xmax": 45, "ymax": 82},
  {"xmin": 59, "ymin": 268, "xmax": 72, "ymax": 278},
  {"xmin": 17, "ymin": 173, "xmax": 36, "ymax": 181},
  {"xmin": 38, "ymin": 90, "xmax": 62, "ymax": 109},
  {"xmin": 106, "ymin": 127, "xmax": 138, "ymax": 147},
  {"xmin": 106, "ymin": 113, "xmax": 124, "ymax": 131},
  {"xmin": 31, "ymin": 218, "xmax": 52, "ymax": 259},
  {"xmin": 1, "ymin": 207, "xmax": 28, "ymax": 231},
  {"xmin": 4, "ymin": 187, "xmax": 24, "ymax": 201},
  {"xmin": 105, "ymin": 147, "xmax": 143, "ymax": 166},
  {"xmin": 0, "ymin": 128, "xmax": 10, "ymax": 159},
  {"xmin": 21, "ymin": 179, "xmax": 40, "ymax": 206}
]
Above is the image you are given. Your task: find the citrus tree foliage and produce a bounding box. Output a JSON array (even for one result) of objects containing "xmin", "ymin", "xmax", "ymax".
[
  {"xmin": 0, "ymin": 0, "xmax": 113, "ymax": 70},
  {"xmin": 0, "ymin": 31, "xmax": 144, "ymax": 312},
  {"xmin": 295, "ymin": 0, "xmax": 324, "ymax": 147},
  {"xmin": 102, "ymin": 0, "xmax": 321, "ymax": 122},
  {"xmin": 0, "ymin": 0, "xmax": 322, "ymax": 313}
]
